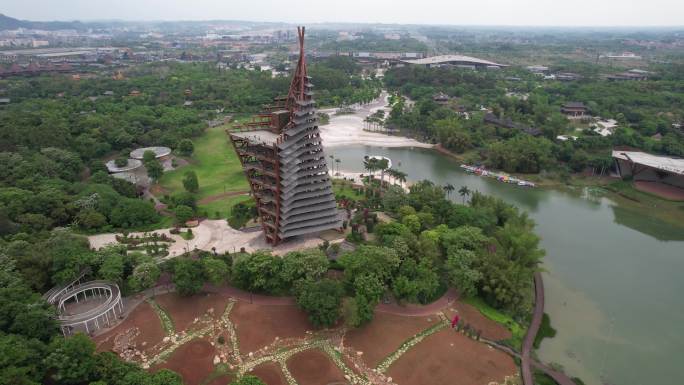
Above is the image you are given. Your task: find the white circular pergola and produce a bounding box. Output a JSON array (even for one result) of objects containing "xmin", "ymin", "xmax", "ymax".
[
  {"xmin": 55, "ymin": 280, "xmax": 124, "ymax": 336},
  {"xmin": 105, "ymin": 158, "xmax": 143, "ymax": 173},
  {"xmin": 130, "ymin": 146, "xmax": 172, "ymax": 160}
]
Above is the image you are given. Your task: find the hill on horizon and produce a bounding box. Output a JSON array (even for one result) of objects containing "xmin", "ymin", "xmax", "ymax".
[{"xmin": 0, "ymin": 13, "xmax": 88, "ymax": 31}]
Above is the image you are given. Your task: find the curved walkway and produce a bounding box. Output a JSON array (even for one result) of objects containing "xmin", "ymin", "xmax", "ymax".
[
  {"xmin": 522, "ymin": 272, "xmax": 545, "ymax": 385},
  {"xmin": 485, "ymin": 272, "xmax": 577, "ymax": 385}
]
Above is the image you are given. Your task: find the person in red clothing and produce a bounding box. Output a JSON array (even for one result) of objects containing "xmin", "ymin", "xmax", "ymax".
[{"xmin": 451, "ymin": 314, "xmax": 460, "ymax": 328}]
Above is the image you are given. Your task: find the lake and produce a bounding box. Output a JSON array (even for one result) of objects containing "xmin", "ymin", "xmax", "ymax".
[{"xmin": 327, "ymin": 144, "xmax": 684, "ymax": 385}]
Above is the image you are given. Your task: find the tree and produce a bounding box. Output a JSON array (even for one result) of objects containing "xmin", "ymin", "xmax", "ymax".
[
  {"xmin": 230, "ymin": 375, "xmax": 267, "ymax": 385},
  {"xmin": 114, "ymin": 157, "xmax": 128, "ymax": 168},
  {"xmin": 0, "ymin": 333, "xmax": 46, "ymax": 385},
  {"xmin": 202, "ymin": 257, "xmax": 229, "ymax": 286},
  {"xmin": 110, "ymin": 199, "xmax": 158, "ymax": 228},
  {"xmin": 182, "ymin": 171, "xmax": 199, "ymax": 193},
  {"xmin": 145, "ymin": 159, "xmax": 164, "ymax": 182},
  {"xmin": 128, "ymin": 262, "xmax": 161, "ymax": 292},
  {"xmin": 0, "ymin": 255, "xmax": 58, "ymax": 341},
  {"xmin": 177, "ymin": 139, "xmax": 194, "ymax": 157},
  {"xmin": 229, "ymin": 202, "xmax": 255, "ymax": 229},
  {"xmin": 231, "ymin": 252, "xmax": 284, "ymax": 294},
  {"xmin": 174, "ymin": 205, "xmax": 194, "ymax": 224},
  {"xmin": 98, "ymin": 254, "xmax": 124, "ymax": 284},
  {"xmin": 142, "ymin": 150, "xmax": 157, "ymax": 164},
  {"xmin": 44, "ymin": 333, "xmax": 97, "ymax": 384},
  {"xmin": 280, "ymin": 250, "xmax": 329, "ymax": 287},
  {"xmin": 445, "ymin": 248, "xmax": 482, "ymax": 298},
  {"xmin": 173, "ymin": 259, "xmax": 205, "ymax": 296},
  {"xmin": 339, "ymin": 245, "xmax": 401, "ymax": 287},
  {"xmin": 458, "ymin": 185, "xmax": 471, "ymax": 204},
  {"xmin": 392, "ymin": 258, "xmax": 441, "ymax": 304},
  {"xmin": 401, "ymin": 214, "xmax": 421, "ymax": 234},
  {"xmin": 443, "ymin": 183, "xmax": 455, "ymax": 198},
  {"xmin": 295, "ymin": 278, "xmax": 343, "ymax": 328},
  {"xmin": 77, "ymin": 209, "xmax": 107, "ymax": 229}
]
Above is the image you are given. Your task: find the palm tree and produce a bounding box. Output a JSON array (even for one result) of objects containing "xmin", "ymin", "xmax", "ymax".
[
  {"xmin": 458, "ymin": 185, "xmax": 471, "ymax": 205},
  {"xmin": 335, "ymin": 158, "xmax": 341, "ymax": 176},
  {"xmin": 443, "ymin": 183, "xmax": 455, "ymax": 198},
  {"xmin": 363, "ymin": 156, "xmax": 376, "ymax": 181},
  {"xmin": 394, "ymin": 170, "xmax": 407, "ymax": 188},
  {"xmin": 377, "ymin": 158, "xmax": 389, "ymax": 189},
  {"xmin": 386, "ymin": 168, "xmax": 397, "ymax": 185}
]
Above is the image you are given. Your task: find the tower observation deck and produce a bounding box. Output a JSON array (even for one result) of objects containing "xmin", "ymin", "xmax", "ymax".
[{"xmin": 229, "ymin": 27, "xmax": 341, "ymax": 245}]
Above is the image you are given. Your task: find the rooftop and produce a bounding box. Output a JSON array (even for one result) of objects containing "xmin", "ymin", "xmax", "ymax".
[
  {"xmin": 612, "ymin": 150, "xmax": 684, "ymax": 176},
  {"xmin": 230, "ymin": 130, "xmax": 280, "ymax": 146},
  {"xmin": 563, "ymin": 102, "xmax": 587, "ymax": 109},
  {"xmin": 401, "ymin": 54, "xmax": 507, "ymax": 67}
]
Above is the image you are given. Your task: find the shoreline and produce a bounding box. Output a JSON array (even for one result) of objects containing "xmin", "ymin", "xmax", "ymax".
[{"xmin": 319, "ymin": 91, "xmax": 434, "ymax": 149}]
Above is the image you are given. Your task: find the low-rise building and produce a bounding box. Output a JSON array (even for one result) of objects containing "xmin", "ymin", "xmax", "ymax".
[{"xmin": 561, "ymin": 102, "xmax": 588, "ymax": 118}]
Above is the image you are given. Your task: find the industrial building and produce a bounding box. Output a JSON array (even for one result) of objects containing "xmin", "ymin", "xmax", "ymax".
[
  {"xmin": 400, "ymin": 54, "xmax": 507, "ymax": 69},
  {"xmin": 229, "ymin": 27, "xmax": 341, "ymax": 245},
  {"xmin": 613, "ymin": 150, "xmax": 684, "ymax": 201}
]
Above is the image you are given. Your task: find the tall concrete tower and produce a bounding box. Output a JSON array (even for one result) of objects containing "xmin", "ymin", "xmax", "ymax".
[{"xmin": 229, "ymin": 27, "xmax": 341, "ymax": 245}]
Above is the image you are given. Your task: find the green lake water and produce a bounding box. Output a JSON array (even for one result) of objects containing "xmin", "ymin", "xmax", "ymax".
[{"xmin": 328, "ymin": 144, "xmax": 684, "ymax": 385}]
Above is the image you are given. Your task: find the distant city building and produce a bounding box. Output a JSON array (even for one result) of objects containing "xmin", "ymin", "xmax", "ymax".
[
  {"xmin": 555, "ymin": 72, "xmax": 581, "ymax": 81},
  {"xmin": 605, "ymin": 52, "xmax": 642, "ymax": 59},
  {"xmin": 561, "ymin": 102, "xmax": 588, "ymax": 118},
  {"xmin": 527, "ymin": 65, "xmax": 549, "ymax": 74},
  {"xmin": 607, "ymin": 69, "xmax": 650, "ymax": 81},
  {"xmin": 484, "ymin": 112, "xmax": 542, "ymax": 136},
  {"xmin": 401, "ymin": 54, "xmax": 507, "ymax": 69}
]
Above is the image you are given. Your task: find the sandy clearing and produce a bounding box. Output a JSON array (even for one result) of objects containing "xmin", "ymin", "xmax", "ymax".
[
  {"xmin": 320, "ymin": 91, "xmax": 433, "ymax": 149},
  {"xmin": 88, "ymin": 219, "xmax": 339, "ymax": 258}
]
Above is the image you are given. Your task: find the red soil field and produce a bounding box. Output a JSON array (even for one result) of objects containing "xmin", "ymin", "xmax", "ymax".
[
  {"xmin": 229, "ymin": 302, "xmax": 311, "ymax": 354},
  {"xmin": 206, "ymin": 375, "xmax": 232, "ymax": 385},
  {"xmin": 387, "ymin": 328, "xmax": 517, "ymax": 385},
  {"xmin": 154, "ymin": 292, "xmax": 228, "ymax": 331},
  {"xmin": 444, "ymin": 300, "xmax": 512, "ymax": 341},
  {"xmin": 287, "ymin": 349, "xmax": 348, "ymax": 385},
  {"xmin": 94, "ymin": 301, "xmax": 165, "ymax": 353},
  {"xmin": 154, "ymin": 339, "xmax": 216, "ymax": 385},
  {"xmin": 344, "ymin": 312, "xmax": 439, "ymax": 367},
  {"xmin": 248, "ymin": 362, "xmax": 288, "ymax": 385}
]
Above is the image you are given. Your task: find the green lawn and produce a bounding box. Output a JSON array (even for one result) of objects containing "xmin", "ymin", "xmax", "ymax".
[
  {"xmin": 200, "ymin": 194, "xmax": 252, "ymax": 220},
  {"xmin": 156, "ymin": 124, "xmax": 250, "ymax": 219},
  {"xmin": 158, "ymin": 124, "xmax": 248, "ymax": 200},
  {"xmin": 462, "ymin": 296, "xmax": 526, "ymax": 349}
]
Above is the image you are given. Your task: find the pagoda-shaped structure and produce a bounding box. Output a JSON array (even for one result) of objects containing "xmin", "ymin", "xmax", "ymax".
[{"xmin": 229, "ymin": 27, "xmax": 340, "ymax": 245}]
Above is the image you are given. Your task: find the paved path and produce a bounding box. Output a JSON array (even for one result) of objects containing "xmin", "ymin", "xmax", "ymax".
[
  {"xmin": 485, "ymin": 339, "xmax": 577, "ymax": 385},
  {"xmin": 485, "ymin": 271, "xmax": 577, "ymax": 385},
  {"xmin": 521, "ymin": 272, "xmax": 545, "ymax": 385}
]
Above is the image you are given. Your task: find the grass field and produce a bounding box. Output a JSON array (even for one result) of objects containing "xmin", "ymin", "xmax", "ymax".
[
  {"xmin": 462, "ymin": 296, "xmax": 526, "ymax": 350},
  {"xmin": 156, "ymin": 124, "xmax": 250, "ymax": 218}
]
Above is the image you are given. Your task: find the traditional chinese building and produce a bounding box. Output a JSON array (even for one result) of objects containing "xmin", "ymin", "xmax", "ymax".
[{"xmin": 228, "ymin": 27, "xmax": 340, "ymax": 245}]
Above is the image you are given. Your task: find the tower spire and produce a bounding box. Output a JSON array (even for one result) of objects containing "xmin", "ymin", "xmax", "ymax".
[{"xmin": 287, "ymin": 26, "xmax": 308, "ymax": 107}]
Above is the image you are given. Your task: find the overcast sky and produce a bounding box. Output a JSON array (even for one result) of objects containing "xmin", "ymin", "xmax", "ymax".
[{"xmin": 3, "ymin": 0, "xmax": 683, "ymax": 27}]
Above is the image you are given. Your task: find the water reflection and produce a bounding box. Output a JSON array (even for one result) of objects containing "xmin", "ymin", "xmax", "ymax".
[
  {"xmin": 611, "ymin": 204, "xmax": 684, "ymax": 241},
  {"xmin": 329, "ymin": 144, "xmax": 684, "ymax": 385}
]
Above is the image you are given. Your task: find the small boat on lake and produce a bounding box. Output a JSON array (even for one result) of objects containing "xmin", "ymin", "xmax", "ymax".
[{"xmin": 460, "ymin": 164, "xmax": 535, "ymax": 188}]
